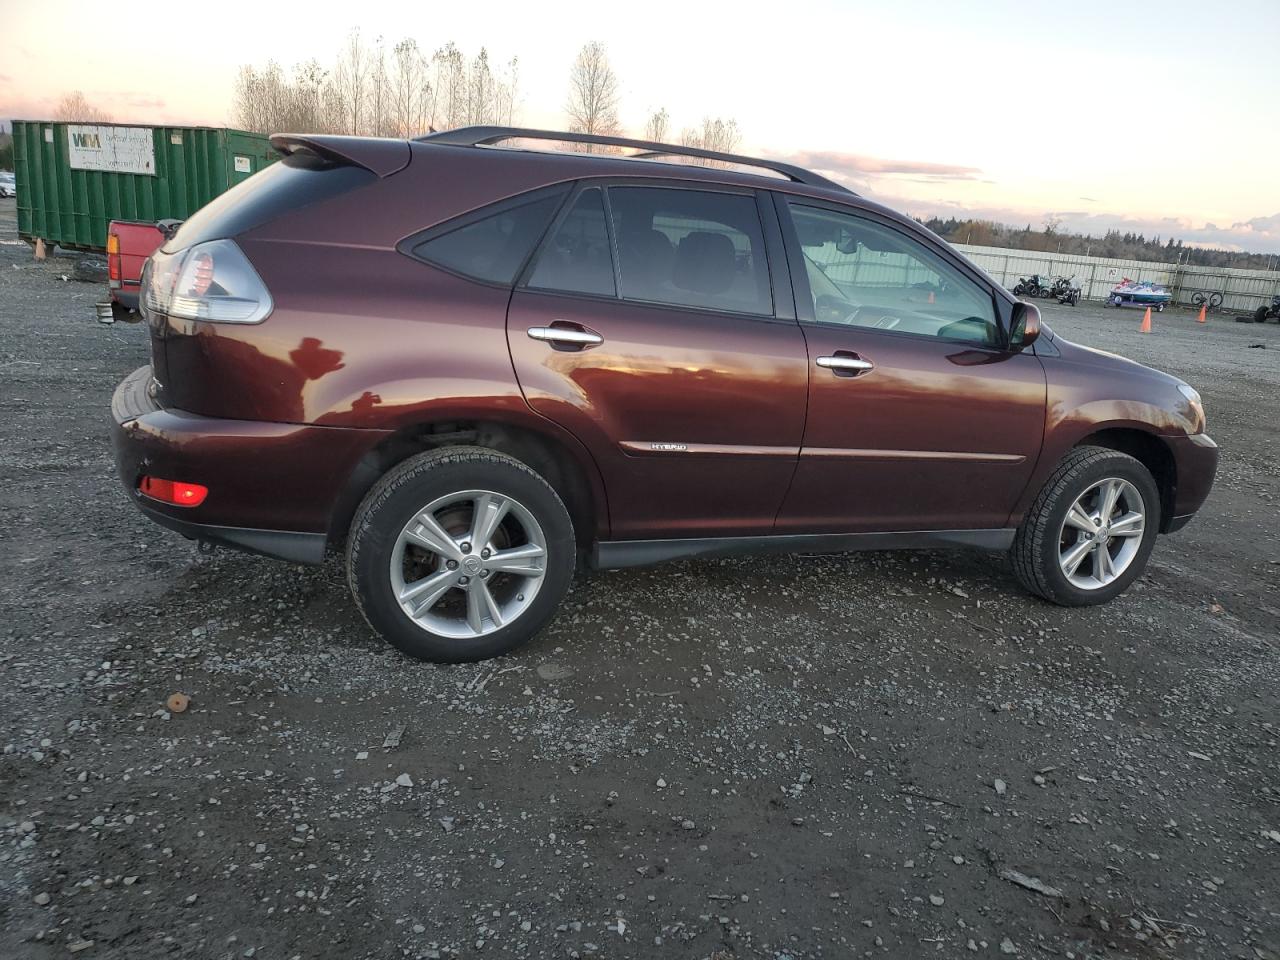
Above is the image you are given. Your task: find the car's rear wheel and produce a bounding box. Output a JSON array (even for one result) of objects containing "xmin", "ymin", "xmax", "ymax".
[
  {"xmin": 1011, "ymin": 446, "xmax": 1160, "ymax": 606},
  {"xmin": 346, "ymin": 447, "xmax": 576, "ymax": 662}
]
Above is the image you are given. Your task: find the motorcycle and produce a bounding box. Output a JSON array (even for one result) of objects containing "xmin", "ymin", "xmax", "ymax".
[
  {"xmin": 1053, "ymin": 275, "xmax": 1081, "ymax": 306},
  {"xmin": 1254, "ymin": 294, "xmax": 1280, "ymax": 323},
  {"xmin": 1013, "ymin": 274, "xmax": 1052, "ymax": 297}
]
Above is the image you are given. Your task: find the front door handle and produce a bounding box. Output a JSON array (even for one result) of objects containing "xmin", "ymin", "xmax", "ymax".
[
  {"xmin": 527, "ymin": 325, "xmax": 603, "ymax": 348},
  {"xmin": 816, "ymin": 354, "xmax": 874, "ymax": 376}
]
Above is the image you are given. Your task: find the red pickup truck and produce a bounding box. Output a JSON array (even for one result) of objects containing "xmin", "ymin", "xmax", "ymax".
[{"xmin": 106, "ymin": 220, "xmax": 165, "ymax": 320}]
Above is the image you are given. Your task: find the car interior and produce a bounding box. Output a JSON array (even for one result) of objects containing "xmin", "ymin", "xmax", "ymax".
[{"xmin": 792, "ymin": 206, "xmax": 1001, "ymax": 346}]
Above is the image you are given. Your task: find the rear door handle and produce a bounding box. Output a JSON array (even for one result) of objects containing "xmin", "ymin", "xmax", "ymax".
[
  {"xmin": 816, "ymin": 354, "xmax": 874, "ymax": 375},
  {"xmin": 527, "ymin": 325, "xmax": 603, "ymax": 347}
]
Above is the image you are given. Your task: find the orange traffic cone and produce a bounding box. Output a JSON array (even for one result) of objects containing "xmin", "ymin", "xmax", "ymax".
[
  {"xmin": 1197, "ymin": 304, "xmax": 1207, "ymax": 323},
  {"xmin": 1140, "ymin": 307, "xmax": 1152, "ymax": 333}
]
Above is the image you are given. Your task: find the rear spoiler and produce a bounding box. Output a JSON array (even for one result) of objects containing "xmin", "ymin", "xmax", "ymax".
[{"xmin": 269, "ymin": 134, "xmax": 411, "ymax": 178}]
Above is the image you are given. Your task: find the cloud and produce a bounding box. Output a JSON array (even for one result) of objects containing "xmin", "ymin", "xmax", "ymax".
[
  {"xmin": 870, "ymin": 189, "xmax": 1280, "ymax": 255},
  {"xmin": 1228, "ymin": 212, "xmax": 1280, "ymax": 237},
  {"xmin": 111, "ymin": 93, "xmax": 167, "ymax": 111},
  {"xmin": 777, "ymin": 149, "xmax": 985, "ymax": 186},
  {"xmin": 760, "ymin": 142, "xmax": 1280, "ymax": 254}
]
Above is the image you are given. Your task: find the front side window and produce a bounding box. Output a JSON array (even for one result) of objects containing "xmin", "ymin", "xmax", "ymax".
[
  {"xmin": 526, "ymin": 188, "xmax": 616, "ymax": 297},
  {"xmin": 412, "ymin": 193, "xmax": 563, "ymax": 286},
  {"xmin": 789, "ymin": 203, "xmax": 999, "ymax": 345},
  {"xmin": 608, "ymin": 187, "xmax": 772, "ymax": 316}
]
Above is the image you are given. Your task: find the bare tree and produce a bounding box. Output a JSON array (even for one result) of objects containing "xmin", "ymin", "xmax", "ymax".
[
  {"xmin": 232, "ymin": 60, "xmax": 334, "ymax": 135},
  {"xmin": 676, "ymin": 117, "xmax": 741, "ymax": 165},
  {"xmin": 232, "ymin": 64, "xmax": 268, "ymax": 132},
  {"xmin": 368, "ymin": 37, "xmax": 390, "ymax": 136},
  {"xmin": 431, "ymin": 42, "xmax": 468, "ymax": 130},
  {"xmin": 229, "ymin": 35, "xmax": 519, "ymax": 139},
  {"xmin": 291, "ymin": 60, "xmax": 332, "ymax": 133},
  {"xmin": 331, "ymin": 29, "xmax": 369, "ymax": 135},
  {"xmin": 391, "ymin": 39, "xmax": 429, "ymax": 136},
  {"xmin": 494, "ymin": 57, "xmax": 520, "ymax": 126},
  {"xmin": 54, "ymin": 91, "xmax": 112, "ymax": 123},
  {"xmin": 643, "ymin": 108, "xmax": 669, "ymax": 143},
  {"xmin": 467, "ymin": 48, "xmax": 494, "ymax": 125},
  {"xmin": 565, "ymin": 42, "xmax": 620, "ymax": 147},
  {"xmin": 698, "ymin": 117, "xmax": 740, "ymax": 154}
]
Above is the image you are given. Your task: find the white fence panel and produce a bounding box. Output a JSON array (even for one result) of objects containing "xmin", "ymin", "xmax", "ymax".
[{"xmin": 951, "ymin": 243, "xmax": 1280, "ymax": 312}]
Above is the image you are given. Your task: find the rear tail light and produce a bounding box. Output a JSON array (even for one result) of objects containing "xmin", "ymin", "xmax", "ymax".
[
  {"xmin": 107, "ymin": 233, "xmax": 121, "ymax": 283},
  {"xmin": 139, "ymin": 476, "xmax": 209, "ymax": 507},
  {"xmin": 142, "ymin": 238, "xmax": 272, "ymax": 324}
]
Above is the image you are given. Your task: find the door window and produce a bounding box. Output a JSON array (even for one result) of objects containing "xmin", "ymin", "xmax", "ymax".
[
  {"xmin": 608, "ymin": 187, "xmax": 772, "ymax": 316},
  {"xmin": 788, "ymin": 203, "xmax": 999, "ymax": 345},
  {"xmin": 526, "ymin": 188, "xmax": 616, "ymax": 297}
]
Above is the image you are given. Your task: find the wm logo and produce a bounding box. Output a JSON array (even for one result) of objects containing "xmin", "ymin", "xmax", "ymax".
[{"xmin": 71, "ymin": 133, "xmax": 102, "ymax": 149}]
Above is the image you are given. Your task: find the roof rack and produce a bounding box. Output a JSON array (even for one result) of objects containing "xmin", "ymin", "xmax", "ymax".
[{"xmin": 417, "ymin": 126, "xmax": 852, "ymax": 194}]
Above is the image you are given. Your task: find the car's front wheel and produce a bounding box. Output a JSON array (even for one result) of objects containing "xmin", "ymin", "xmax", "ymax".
[
  {"xmin": 1011, "ymin": 446, "xmax": 1160, "ymax": 605},
  {"xmin": 346, "ymin": 447, "xmax": 576, "ymax": 662}
]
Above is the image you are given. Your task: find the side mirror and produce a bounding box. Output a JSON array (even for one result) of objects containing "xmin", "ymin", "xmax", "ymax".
[{"xmin": 1010, "ymin": 301, "xmax": 1041, "ymax": 349}]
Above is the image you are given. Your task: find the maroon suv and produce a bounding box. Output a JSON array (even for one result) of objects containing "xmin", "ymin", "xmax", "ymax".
[{"xmin": 110, "ymin": 126, "xmax": 1218, "ymax": 662}]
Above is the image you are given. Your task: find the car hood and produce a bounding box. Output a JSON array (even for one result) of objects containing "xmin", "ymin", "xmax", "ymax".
[{"xmin": 1049, "ymin": 329, "xmax": 1181, "ymax": 387}]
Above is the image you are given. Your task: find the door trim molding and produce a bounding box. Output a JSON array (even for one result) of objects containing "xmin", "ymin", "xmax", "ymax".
[
  {"xmin": 592, "ymin": 528, "xmax": 1015, "ymax": 569},
  {"xmin": 619, "ymin": 440, "xmax": 799, "ymax": 458},
  {"xmin": 805, "ymin": 447, "xmax": 1026, "ymax": 464},
  {"xmin": 619, "ymin": 441, "xmax": 1024, "ymax": 463}
]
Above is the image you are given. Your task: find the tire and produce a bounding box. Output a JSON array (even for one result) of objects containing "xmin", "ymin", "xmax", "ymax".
[
  {"xmin": 346, "ymin": 446, "xmax": 577, "ymax": 663},
  {"xmin": 1256, "ymin": 306, "xmax": 1270, "ymax": 323},
  {"xmin": 1010, "ymin": 445, "xmax": 1160, "ymax": 606},
  {"xmin": 1208, "ymin": 292, "xmax": 1223, "ymax": 309},
  {"xmin": 1191, "ymin": 292, "xmax": 1206, "ymax": 307}
]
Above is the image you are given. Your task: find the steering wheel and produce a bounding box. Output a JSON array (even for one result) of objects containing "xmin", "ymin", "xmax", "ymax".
[{"xmin": 815, "ymin": 293, "xmax": 862, "ymax": 326}]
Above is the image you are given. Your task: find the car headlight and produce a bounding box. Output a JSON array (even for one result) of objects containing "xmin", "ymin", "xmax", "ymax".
[{"xmin": 1177, "ymin": 383, "xmax": 1205, "ymax": 432}]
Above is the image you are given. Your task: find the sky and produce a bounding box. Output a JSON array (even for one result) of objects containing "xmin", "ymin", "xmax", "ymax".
[{"xmin": 3, "ymin": 0, "xmax": 1279, "ymax": 253}]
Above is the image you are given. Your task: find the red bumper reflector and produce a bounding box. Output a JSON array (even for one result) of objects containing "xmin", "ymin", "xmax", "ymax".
[{"xmin": 139, "ymin": 476, "xmax": 208, "ymax": 507}]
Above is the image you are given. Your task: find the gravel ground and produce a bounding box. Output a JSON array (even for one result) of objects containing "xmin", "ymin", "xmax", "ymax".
[{"xmin": 1, "ymin": 194, "xmax": 1277, "ymax": 960}]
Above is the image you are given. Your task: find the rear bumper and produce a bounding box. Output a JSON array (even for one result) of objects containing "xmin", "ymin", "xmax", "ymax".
[
  {"xmin": 110, "ymin": 365, "xmax": 388, "ymax": 564},
  {"xmin": 1164, "ymin": 432, "xmax": 1218, "ymax": 533}
]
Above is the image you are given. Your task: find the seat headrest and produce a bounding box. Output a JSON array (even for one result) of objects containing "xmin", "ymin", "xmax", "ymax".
[{"xmin": 673, "ymin": 231, "xmax": 736, "ymax": 295}]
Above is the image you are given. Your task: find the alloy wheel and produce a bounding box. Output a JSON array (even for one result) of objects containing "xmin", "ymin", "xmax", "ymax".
[
  {"xmin": 390, "ymin": 489, "xmax": 548, "ymax": 639},
  {"xmin": 1057, "ymin": 477, "xmax": 1146, "ymax": 590}
]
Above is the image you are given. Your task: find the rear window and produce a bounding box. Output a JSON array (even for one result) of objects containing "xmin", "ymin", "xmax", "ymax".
[
  {"xmin": 162, "ymin": 155, "xmax": 375, "ymax": 254},
  {"xmin": 608, "ymin": 187, "xmax": 773, "ymax": 316},
  {"xmin": 412, "ymin": 193, "xmax": 564, "ymax": 286}
]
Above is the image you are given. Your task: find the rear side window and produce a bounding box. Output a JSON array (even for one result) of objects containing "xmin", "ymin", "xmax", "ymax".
[
  {"xmin": 413, "ymin": 193, "xmax": 563, "ymax": 285},
  {"xmin": 526, "ymin": 188, "xmax": 616, "ymax": 297},
  {"xmin": 608, "ymin": 187, "xmax": 772, "ymax": 316}
]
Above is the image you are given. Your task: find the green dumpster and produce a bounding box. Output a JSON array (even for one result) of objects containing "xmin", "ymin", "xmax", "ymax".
[{"xmin": 13, "ymin": 121, "xmax": 277, "ymax": 252}]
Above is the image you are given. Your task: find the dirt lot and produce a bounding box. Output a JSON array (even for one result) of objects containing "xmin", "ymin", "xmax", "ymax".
[{"xmin": 1, "ymin": 195, "xmax": 1277, "ymax": 960}]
